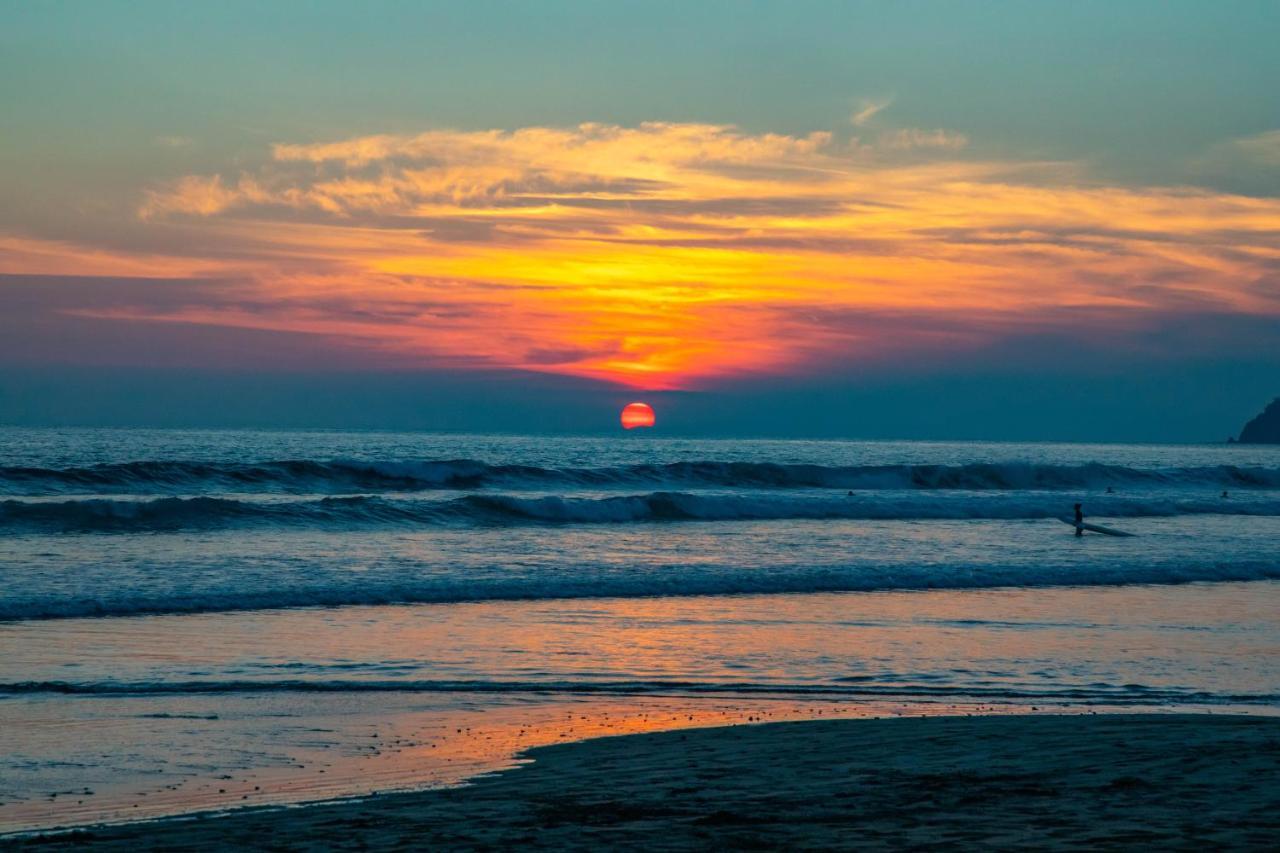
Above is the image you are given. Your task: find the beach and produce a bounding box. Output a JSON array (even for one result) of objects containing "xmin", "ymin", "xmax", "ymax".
[{"xmin": 13, "ymin": 714, "xmax": 1279, "ymax": 850}]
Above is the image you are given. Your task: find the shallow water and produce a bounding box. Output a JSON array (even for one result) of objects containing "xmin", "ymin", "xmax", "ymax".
[{"xmin": 4, "ymin": 583, "xmax": 1279, "ymax": 833}]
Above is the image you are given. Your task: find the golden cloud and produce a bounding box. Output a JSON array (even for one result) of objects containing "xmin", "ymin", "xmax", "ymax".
[{"xmin": 61, "ymin": 121, "xmax": 1280, "ymax": 386}]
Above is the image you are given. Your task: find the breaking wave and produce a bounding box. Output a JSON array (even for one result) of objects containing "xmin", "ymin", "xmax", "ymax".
[
  {"xmin": 5, "ymin": 556, "xmax": 1280, "ymax": 621},
  {"xmin": 3, "ymin": 458, "xmax": 1279, "ymax": 496},
  {"xmin": 3, "ymin": 491, "xmax": 1278, "ymax": 532}
]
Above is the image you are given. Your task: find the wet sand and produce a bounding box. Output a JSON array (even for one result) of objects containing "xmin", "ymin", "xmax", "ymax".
[{"xmin": 11, "ymin": 714, "xmax": 1280, "ymax": 850}]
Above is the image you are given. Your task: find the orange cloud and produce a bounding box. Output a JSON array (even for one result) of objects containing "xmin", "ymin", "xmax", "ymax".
[{"xmin": 18, "ymin": 121, "xmax": 1280, "ymax": 388}]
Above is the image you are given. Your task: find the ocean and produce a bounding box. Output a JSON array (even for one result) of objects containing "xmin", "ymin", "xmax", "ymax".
[{"xmin": 3, "ymin": 428, "xmax": 1280, "ymax": 832}]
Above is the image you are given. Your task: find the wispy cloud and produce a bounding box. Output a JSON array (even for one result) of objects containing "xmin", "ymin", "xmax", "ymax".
[
  {"xmin": 851, "ymin": 97, "xmax": 893, "ymax": 127},
  {"xmin": 1226, "ymin": 129, "xmax": 1280, "ymax": 167},
  {"xmin": 879, "ymin": 128, "xmax": 969, "ymax": 151},
  {"xmin": 1190, "ymin": 128, "xmax": 1280, "ymax": 191}
]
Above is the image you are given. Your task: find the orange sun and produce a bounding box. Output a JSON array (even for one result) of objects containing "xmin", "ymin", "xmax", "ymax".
[{"xmin": 620, "ymin": 402, "xmax": 656, "ymax": 430}]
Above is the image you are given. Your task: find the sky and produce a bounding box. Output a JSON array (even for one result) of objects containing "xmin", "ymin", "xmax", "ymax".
[{"xmin": 2, "ymin": 0, "xmax": 1279, "ymax": 439}]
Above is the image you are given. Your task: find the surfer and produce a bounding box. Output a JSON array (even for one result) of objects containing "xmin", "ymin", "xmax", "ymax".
[{"xmin": 1073, "ymin": 503, "xmax": 1084, "ymax": 536}]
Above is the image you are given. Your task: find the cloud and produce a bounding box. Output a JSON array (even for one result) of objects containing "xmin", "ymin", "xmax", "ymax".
[
  {"xmin": 154, "ymin": 135, "xmax": 194, "ymax": 148},
  {"xmin": 5, "ymin": 120, "xmax": 1277, "ymax": 389},
  {"xmin": 139, "ymin": 175, "xmax": 256, "ymax": 219},
  {"xmin": 878, "ymin": 128, "xmax": 969, "ymax": 151},
  {"xmin": 1188, "ymin": 129, "xmax": 1280, "ymax": 194},
  {"xmin": 851, "ymin": 97, "xmax": 893, "ymax": 127},
  {"xmin": 0, "ymin": 235, "xmax": 213, "ymax": 278},
  {"xmin": 1226, "ymin": 129, "xmax": 1280, "ymax": 167}
]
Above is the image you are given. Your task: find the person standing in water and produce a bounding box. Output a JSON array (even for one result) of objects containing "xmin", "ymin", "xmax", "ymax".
[{"xmin": 1073, "ymin": 502, "xmax": 1084, "ymax": 536}]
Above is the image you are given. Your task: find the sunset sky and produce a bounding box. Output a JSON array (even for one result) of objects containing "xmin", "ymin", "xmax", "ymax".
[{"xmin": 2, "ymin": 1, "xmax": 1278, "ymax": 438}]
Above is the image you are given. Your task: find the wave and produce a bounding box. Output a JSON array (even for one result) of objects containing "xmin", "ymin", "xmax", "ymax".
[
  {"xmin": 3, "ymin": 491, "xmax": 1279, "ymax": 532},
  {"xmin": 5, "ymin": 558, "xmax": 1280, "ymax": 621},
  {"xmin": 2, "ymin": 678, "xmax": 1273, "ymax": 706},
  {"xmin": 3, "ymin": 458, "xmax": 1280, "ymax": 496}
]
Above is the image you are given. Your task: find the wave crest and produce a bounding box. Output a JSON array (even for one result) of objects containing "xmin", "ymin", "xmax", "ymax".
[
  {"xmin": 3, "ymin": 458, "xmax": 1279, "ymax": 496},
  {"xmin": 3, "ymin": 490, "xmax": 1278, "ymax": 532}
]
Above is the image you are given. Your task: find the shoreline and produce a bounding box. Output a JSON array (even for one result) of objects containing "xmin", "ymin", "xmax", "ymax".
[{"xmin": 10, "ymin": 713, "xmax": 1280, "ymax": 850}]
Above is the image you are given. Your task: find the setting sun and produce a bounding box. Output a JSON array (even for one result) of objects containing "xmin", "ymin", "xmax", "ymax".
[{"xmin": 620, "ymin": 402, "xmax": 656, "ymax": 430}]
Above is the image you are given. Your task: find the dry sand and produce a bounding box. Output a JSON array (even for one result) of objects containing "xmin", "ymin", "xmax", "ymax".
[{"xmin": 10, "ymin": 714, "xmax": 1280, "ymax": 850}]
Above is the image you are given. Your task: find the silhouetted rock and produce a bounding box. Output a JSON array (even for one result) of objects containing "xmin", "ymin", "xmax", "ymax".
[{"xmin": 1238, "ymin": 398, "xmax": 1280, "ymax": 443}]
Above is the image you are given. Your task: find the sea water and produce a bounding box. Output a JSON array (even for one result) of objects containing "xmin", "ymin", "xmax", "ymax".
[{"xmin": 2, "ymin": 428, "xmax": 1279, "ymax": 832}]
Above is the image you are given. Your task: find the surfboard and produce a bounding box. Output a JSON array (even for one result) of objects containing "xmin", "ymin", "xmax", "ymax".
[{"xmin": 1060, "ymin": 517, "xmax": 1135, "ymax": 537}]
